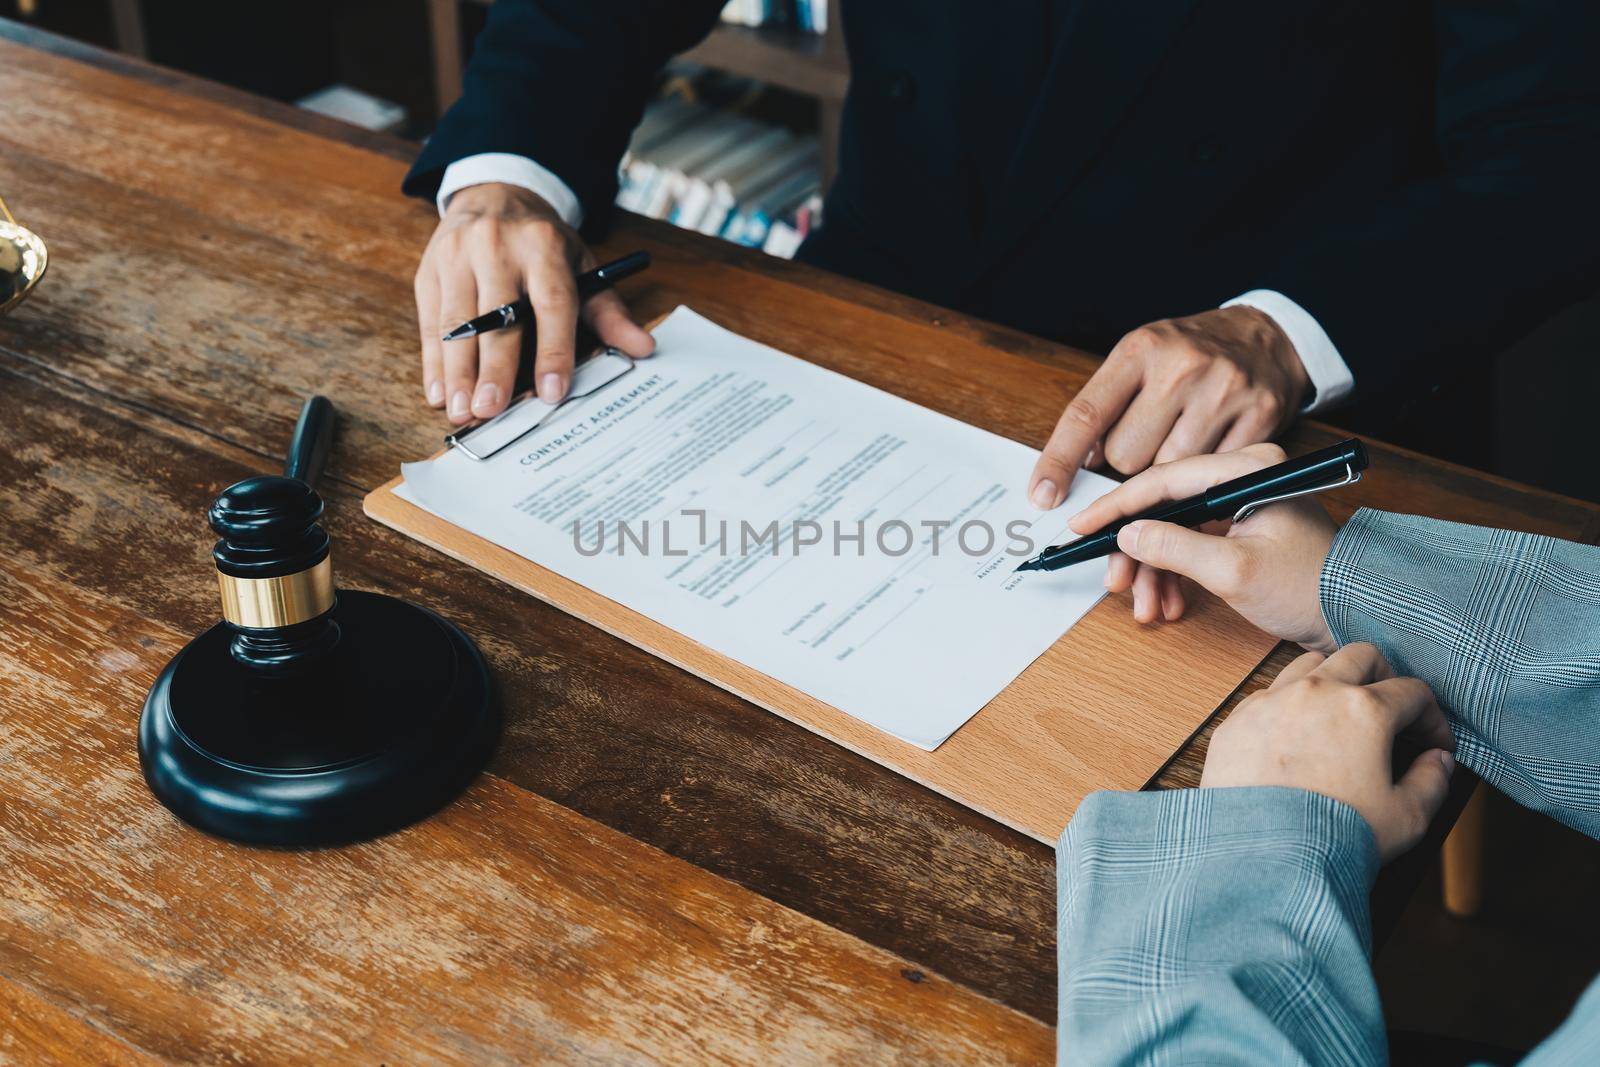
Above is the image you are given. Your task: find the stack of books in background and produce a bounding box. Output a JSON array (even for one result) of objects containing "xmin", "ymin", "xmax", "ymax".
[
  {"xmin": 616, "ymin": 95, "xmax": 824, "ymax": 259},
  {"xmin": 718, "ymin": 0, "xmax": 830, "ymax": 34}
]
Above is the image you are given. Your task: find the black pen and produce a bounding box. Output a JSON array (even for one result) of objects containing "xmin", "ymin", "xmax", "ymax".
[
  {"xmin": 1016, "ymin": 439, "xmax": 1369, "ymax": 573},
  {"xmin": 441, "ymin": 250, "xmax": 652, "ymax": 341}
]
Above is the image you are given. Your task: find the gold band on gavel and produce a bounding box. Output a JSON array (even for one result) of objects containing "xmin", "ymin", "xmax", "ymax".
[{"xmin": 216, "ymin": 557, "xmax": 335, "ymax": 629}]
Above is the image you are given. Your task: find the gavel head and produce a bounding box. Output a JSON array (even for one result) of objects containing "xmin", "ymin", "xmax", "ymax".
[{"xmin": 209, "ymin": 474, "xmax": 341, "ymax": 672}]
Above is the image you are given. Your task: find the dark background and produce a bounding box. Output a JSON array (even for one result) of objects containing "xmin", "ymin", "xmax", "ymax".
[
  {"xmin": 2, "ymin": 1, "xmax": 449, "ymax": 135},
  {"xmin": 7, "ymin": 0, "xmax": 1596, "ymax": 504}
]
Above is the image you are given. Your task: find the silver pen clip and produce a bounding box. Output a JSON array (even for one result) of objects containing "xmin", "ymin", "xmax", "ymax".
[
  {"xmin": 1232, "ymin": 463, "xmax": 1362, "ymax": 524},
  {"xmin": 445, "ymin": 349, "xmax": 637, "ymax": 461}
]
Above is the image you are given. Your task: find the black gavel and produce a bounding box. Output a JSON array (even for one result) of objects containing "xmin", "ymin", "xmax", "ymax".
[
  {"xmin": 139, "ymin": 397, "xmax": 500, "ymax": 846},
  {"xmin": 211, "ymin": 396, "xmax": 341, "ymax": 672}
]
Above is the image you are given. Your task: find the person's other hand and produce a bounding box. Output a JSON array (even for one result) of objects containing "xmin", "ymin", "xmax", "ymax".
[
  {"xmin": 1027, "ymin": 306, "xmax": 1309, "ymax": 507},
  {"xmin": 1067, "ymin": 444, "xmax": 1339, "ymax": 650},
  {"xmin": 413, "ymin": 182, "xmax": 655, "ymax": 425},
  {"xmin": 1202, "ymin": 643, "xmax": 1456, "ymax": 863}
]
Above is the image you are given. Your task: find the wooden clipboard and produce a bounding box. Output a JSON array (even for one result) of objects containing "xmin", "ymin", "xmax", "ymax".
[
  {"xmin": 365, "ymin": 311, "xmax": 1276, "ymax": 842},
  {"xmin": 365, "ymin": 475, "xmax": 1277, "ymax": 846}
]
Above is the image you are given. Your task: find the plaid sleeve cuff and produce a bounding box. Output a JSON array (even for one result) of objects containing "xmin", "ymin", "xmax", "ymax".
[
  {"xmin": 1058, "ymin": 787, "xmax": 1384, "ymax": 1065},
  {"xmin": 1318, "ymin": 507, "xmax": 1600, "ymax": 843},
  {"xmin": 1319, "ymin": 507, "xmax": 1378, "ymax": 647},
  {"xmin": 1059, "ymin": 787, "xmax": 1380, "ymax": 945}
]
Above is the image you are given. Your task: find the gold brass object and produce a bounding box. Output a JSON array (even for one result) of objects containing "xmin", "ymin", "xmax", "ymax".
[
  {"xmin": 0, "ymin": 195, "xmax": 48, "ymax": 315},
  {"xmin": 216, "ymin": 557, "xmax": 336, "ymax": 629}
]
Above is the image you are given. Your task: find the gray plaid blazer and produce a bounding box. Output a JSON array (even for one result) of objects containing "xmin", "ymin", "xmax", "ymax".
[{"xmin": 1057, "ymin": 509, "xmax": 1600, "ymax": 1065}]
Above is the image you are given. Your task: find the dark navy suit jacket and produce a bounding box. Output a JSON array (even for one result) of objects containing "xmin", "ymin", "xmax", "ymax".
[{"xmin": 405, "ymin": 1, "xmax": 1600, "ymax": 426}]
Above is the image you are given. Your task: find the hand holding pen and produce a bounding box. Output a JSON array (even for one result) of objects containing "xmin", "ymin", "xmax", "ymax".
[
  {"xmin": 414, "ymin": 183, "xmax": 656, "ymax": 426},
  {"xmin": 1051, "ymin": 443, "xmax": 1348, "ymax": 650},
  {"xmin": 1082, "ymin": 447, "xmax": 1459, "ymax": 866},
  {"xmin": 441, "ymin": 250, "xmax": 651, "ymax": 343}
]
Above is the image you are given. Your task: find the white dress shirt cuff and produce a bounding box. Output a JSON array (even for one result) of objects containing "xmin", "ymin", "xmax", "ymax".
[
  {"xmin": 436, "ymin": 153, "xmax": 585, "ymax": 229},
  {"xmin": 1222, "ymin": 289, "xmax": 1354, "ymax": 414}
]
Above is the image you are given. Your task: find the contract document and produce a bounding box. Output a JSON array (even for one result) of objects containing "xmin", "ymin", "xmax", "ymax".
[{"xmin": 399, "ymin": 307, "xmax": 1114, "ymax": 749}]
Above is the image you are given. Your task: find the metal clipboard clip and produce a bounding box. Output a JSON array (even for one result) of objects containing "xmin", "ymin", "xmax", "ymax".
[
  {"xmin": 1232, "ymin": 463, "xmax": 1363, "ymax": 524},
  {"xmin": 444, "ymin": 349, "xmax": 638, "ymax": 461}
]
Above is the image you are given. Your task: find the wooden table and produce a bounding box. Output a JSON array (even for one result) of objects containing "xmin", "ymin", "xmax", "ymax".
[{"xmin": 2, "ymin": 21, "xmax": 1596, "ymax": 1063}]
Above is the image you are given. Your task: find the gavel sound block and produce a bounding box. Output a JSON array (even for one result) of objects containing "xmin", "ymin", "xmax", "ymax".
[{"xmin": 138, "ymin": 398, "xmax": 499, "ymax": 846}]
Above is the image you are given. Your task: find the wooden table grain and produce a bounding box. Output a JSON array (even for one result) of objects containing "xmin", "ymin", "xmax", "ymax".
[{"xmin": 1, "ymin": 20, "xmax": 1596, "ymax": 1062}]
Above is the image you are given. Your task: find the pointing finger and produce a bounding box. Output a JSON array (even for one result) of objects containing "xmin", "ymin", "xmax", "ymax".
[{"xmin": 1029, "ymin": 352, "xmax": 1144, "ymax": 510}]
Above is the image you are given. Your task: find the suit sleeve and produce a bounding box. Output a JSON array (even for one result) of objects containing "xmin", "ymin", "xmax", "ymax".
[
  {"xmin": 1057, "ymin": 787, "xmax": 1386, "ymax": 1066},
  {"xmin": 403, "ymin": 0, "xmax": 727, "ymax": 235},
  {"xmin": 1253, "ymin": 2, "xmax": 1600, "ymax": 423},
  {"xmin": 1056, "ymin": 510, "xmax": 1600, "ymax": 1063},
  {"xmin": 1321, "ymin": 508, "xmax": 1600, "ymax": 840}
]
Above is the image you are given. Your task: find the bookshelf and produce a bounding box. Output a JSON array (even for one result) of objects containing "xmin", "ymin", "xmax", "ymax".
[
  {"xmin": 681, "ymin": 12, "xmax": 847, "ymax": 103},
  {"xmin": 429, "ymin": 0, "xmax": 847, "ymax": 185}
]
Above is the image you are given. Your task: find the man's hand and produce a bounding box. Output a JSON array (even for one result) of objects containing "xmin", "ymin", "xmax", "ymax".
[
  {"xmin": 1067, "ymin": 444, "xmax": 1339, "ymax": 649},
  {"xmin": 1202, "ymin": 643, "xmax": 1456, "ymax": 863},
  {"xmin": 1028, "ymin": 306, "xmax": 1310, "ymax": 508},
  {"xmin": 413, "ymin": 182, "xmax": 655, "ymax": 425}
]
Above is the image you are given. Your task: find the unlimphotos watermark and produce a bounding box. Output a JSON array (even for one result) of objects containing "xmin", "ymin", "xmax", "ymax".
[{"xmin": 571, "ymin": 508, "xmax": 1042, "ymax": 559}]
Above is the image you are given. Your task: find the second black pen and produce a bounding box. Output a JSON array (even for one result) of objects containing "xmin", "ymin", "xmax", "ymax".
[{"xmin": 441, "ymin": 250, "xmax": 652, "ymax": 342}]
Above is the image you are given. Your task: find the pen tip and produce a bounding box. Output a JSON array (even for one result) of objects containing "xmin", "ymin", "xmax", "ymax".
[
  {"xmin": 442, "ymin": 324, "xmax": 474, "ymax": 342},
  {"xmin": 1014, "ymin": 558, "xmax": 1042, "ymax": 573}
]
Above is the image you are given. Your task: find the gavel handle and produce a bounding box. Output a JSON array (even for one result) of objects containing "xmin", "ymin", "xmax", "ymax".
[{"xmin": 284, "ymin": 395, "xmax": 335, "ymax": 488}]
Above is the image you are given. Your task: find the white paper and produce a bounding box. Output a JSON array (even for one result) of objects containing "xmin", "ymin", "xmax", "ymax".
[{"xmin": 399, "ymin": 307, "xmax": 1114, "ymax": 749}]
